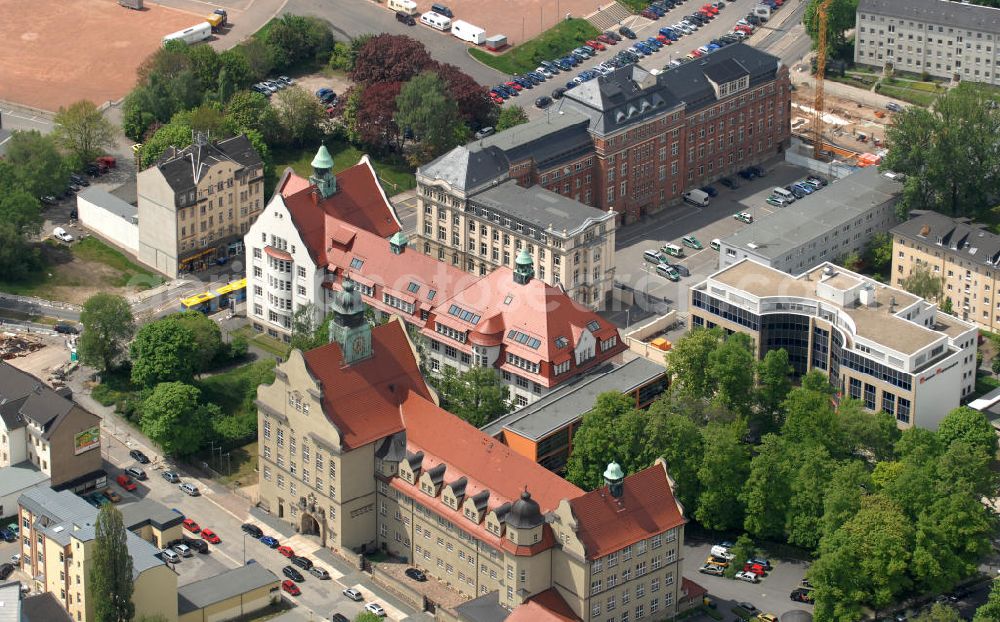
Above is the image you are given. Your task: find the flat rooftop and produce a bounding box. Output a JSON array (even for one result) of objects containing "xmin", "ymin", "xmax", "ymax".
[
  {"xmin": 177, "ymin": 563, "xmax": 278, "ymax": 614},
  {"xmin": 472, "ymin": 179, "xmax": 613, "ymax": 238},
  {"xmin": 721, "ymin": 167, "xmax": 902, "ymax": 262},
  {"xmin": 482, "ymin": 358, "xmax": 666, "ymax": 440},
  {"xmin": 707, "ymin": 260, "xmax": 957, "ymax": 354}
]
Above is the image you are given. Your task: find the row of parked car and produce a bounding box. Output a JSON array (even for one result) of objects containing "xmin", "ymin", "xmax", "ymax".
[
  {"xmin": 251, "ymin": 75, "xmax": 295, "ymax": 97},
  {"xmin": 763, "ymin": 174, "xmax": 829, "ymax": 208}
]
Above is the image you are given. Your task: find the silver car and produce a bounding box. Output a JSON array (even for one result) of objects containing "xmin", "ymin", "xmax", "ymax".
[{"xmin": 179, "ymin": 483, "xmax": 200, "ymax": 497}]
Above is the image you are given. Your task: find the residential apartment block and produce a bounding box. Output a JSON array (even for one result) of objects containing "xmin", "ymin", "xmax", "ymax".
[
  {"xmin": 17, "ymin": 487, "xmax": 177, "ymax": 622},
  {"xmin": 416, "ymin": 43, "xmax": 790, "ymax": 308},
  {"xmin": 855, "ymin": 0, "xmax": 1000, "ymax": 84},
  {"xmin": 718, "ymin": 166, "xmax": 902, "ymax": 273},
  {"xmin": 0, "ymin": 362, "xmax": 104, "ymax": 493},
  {"xmin": 138, "ymin": 133, "xmax": 264, "ymax": 277},
  {"xmin": 892, "ymin": 211, "xmax": 1000, "ymax": 334},
  {"xmin": 245, "ymin": 149, "xmax": 625, "ymax": 407},
  {"xmin": 689, "ymin": 259, "xmax": 978, "ymax": 429},
  {"xmin": 256, "ymin": 290, "xmax": 688, "ymax": 620}
]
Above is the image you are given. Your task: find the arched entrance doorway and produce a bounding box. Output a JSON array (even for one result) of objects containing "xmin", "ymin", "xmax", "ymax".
[{"xmin": 301, "ymin": 512, "xmax": 320, "ymax": 536}]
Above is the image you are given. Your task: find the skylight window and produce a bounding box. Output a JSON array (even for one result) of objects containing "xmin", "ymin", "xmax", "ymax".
[
  {"xmin": 448, "ymin": 304, "xmax": 481, "ymax": 325},
  {"xmin": 555, "ymin": 336, "xmax": 568, "ymax": 349},
  {"xmin": 349, "ymin": 257, "xmax": 364, "ymax": 270},
  {"xmin": 503, "ymin": 294, "xmax": 514, "ymax": 305},
  {"xmin": 587, "ymin": 320, "xmax": 601, "ymax": 332},
  {"xmin": 407, "ymin": 282, "xmax": 420, "ymax": 293},
  {"xmin": 428, "ymin": 290, "xmax": 437, "ymax": 300},
  {"xmin": 508, "ymin": 330, "xmax": 541, "ymax": 349}
]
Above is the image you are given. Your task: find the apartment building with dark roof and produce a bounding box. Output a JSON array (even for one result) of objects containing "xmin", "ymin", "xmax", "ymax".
[{"xmin": 137, "ymin": 132, "xmax": 264, "ymax": 277}]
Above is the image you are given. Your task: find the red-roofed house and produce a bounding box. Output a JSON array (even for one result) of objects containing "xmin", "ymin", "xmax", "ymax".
[
  {"xmin": 245, "ymin": 147, "xmax": 625, "ymax": 406},
  {"xmin": 256, "ymin": 279, "xmax": 688, "ymax": 622}
]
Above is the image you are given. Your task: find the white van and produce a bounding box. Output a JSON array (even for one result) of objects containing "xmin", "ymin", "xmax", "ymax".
[
  {"xmin": 420, "ymin": 11, "xmax": 452, "ymax": 31},
  {"xmin": 710, "ymin": 545, "xmax": 735, "ymax": 560},
  {"xmin": 772, "ymin": 186, "xmax": 795, "ymax": 202},
  {"xmin": 682, "ymin": 188, "xmax": 710, "ymax": 207},
  {"xmin": 388, "ymin": 0, "xmax": 418, "ymax": 16},
  {"xmin": 452, "ymin": 20, "xmax": 486, "ymax": 44}
]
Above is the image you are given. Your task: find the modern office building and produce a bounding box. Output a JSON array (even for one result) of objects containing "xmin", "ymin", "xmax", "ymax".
[
  {"xmin": 0, "ymin": 362, "xmax": 104, "ymax": 493},
  {"xmin": 246, "ymin": 149, "xmax": 625, "ymax": 406},
  {"xmin": 689, "ymin": 259, "xmax": 978, "ymax": 429},
  {"xmin": 892, "ymin": 211, "xmax": 1000, "ymax": 333},
  {"xmin": 138, "ymin": 133, "xmax": 264, "ymax": 277},
  {"xmin": 256, "ymin": 289, "xmax": 688, "ymax": 620},
  {"xmin": 416, "ymin": 43, "xmax": 791, "ymax": 307},
  {"xmin": 854, "ymin": 0, "xmax": 1000, "ymax": 84},
  {"xmin": 483, "ymin": 358, "xmax": 669, "ymax": 472},
  {"xmin": 718, "ymin": 167, "xmax": 903, "ymax": 273}
]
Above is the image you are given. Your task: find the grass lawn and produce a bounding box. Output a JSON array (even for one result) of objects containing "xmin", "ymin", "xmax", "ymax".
[
  {"xmin": 202, "ymin": 441, "xmax": 258, "ymax": 486},
  {"xmin": 197, "ymin": 358, "xmax": 276, "ymax": 421},
  {"xmin": 270, "ymin": 140, "xmax": 415, "ymax": 196},
  {"xmin": 231, "ymin": 325, "xmax": 290, "ymax": 359},
  {"xmin": 875, "ymin": 83, "xmax": 939, "ymax": 107},
  {"xmin": 469, "ymin": 18, "xmax": 600, "ymax": 75},
  {"xmin": 0, "ymin": 238, "xmax": 162, "ymax": 302},
  {"xmin": 618, "ymin": 0, "xmax": 646, "ymax": 11}
]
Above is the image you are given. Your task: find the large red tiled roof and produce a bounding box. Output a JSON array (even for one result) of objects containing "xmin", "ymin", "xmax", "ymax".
[
  {"xmin": 508, "ymin": 589, "xmax": 580, "ymax": 622},
  {"xmin": 568, "ymin": 463, "xmax": 686, "ymax": 559},
  {"xmin": 281, "ymin": 156, "xmax": 401, "ymax": 265},
  {"xmin": 301, "ymin": 319, "xmax": 431, "ymax": 449},
  {"xmin": 401, "ymin": 392, "xmax": 582, "ymax": 513}
]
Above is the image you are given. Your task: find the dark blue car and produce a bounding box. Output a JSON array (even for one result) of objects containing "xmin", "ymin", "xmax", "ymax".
[{"xmin": 260, "ymin": 535, "xmax": 279, "ymax": 548}]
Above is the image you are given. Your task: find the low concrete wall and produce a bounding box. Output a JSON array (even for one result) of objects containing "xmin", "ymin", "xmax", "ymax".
[
  {"xmin": 784, "ymin": 139, "xmax": 858, "ymax": 180},
  {"xmin": 624, "ymin": 311, "xmax": 676, "ymax": 363},
  {"xmin": 371, "ymin": 564, "xmax": 425, "ymax": 612}
]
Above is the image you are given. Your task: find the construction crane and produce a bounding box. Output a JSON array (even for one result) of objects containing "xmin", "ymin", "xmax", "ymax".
[{"xmin": 813, "ymin": 0, "xmax": 834, "ymax": 161}]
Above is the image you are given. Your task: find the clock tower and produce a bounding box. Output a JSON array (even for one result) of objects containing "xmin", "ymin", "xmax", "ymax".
[{"xmin": 328, "ymin": 278, "xmax": 372, "ymax": 365}]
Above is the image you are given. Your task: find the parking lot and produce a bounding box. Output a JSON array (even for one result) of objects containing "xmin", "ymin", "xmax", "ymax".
[
  {"xmin": 682, "ymin": 539, "xmax": 813, "ymax": 618},
  {"xmin": 612, "ymin": 160, "xmax": 823, "ymax": 314}
]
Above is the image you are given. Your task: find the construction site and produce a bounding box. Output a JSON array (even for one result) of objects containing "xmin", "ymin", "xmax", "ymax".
[{"xmin": 1, "ymin": 332, "xmax": 77, "ymax": 390}]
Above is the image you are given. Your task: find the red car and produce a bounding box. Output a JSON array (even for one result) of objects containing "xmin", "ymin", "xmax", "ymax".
[
  {"xmin": 702, "ymin": 4, "xmax": 719, "ymax": 14},
  {"xmin": 691, "ymin": 49, "xmax": 704, "ymax": 58},
  {"xmin": 698, "ymin": 8, "xmax": 714, "ymax": 18},
  {"xmin": 201, "ymin": 529, "xmax": 221, "ymax": 544},
  {"xmin": 278, "ymin": 545, "xmax": 295, "ymax": 558},
  {"xmin": 490, "ymin": 93, "xmax": 504, "ymax": 105},
  {"xmin": 743, "ymin": 562, "xmax": 767, "ymax": 576},
  {"xmin": 585, "ymin": 40, "xmax": 606, "ymax": 51},
  {"xmin": 640, "ymin": 8, "xmax": 658, "ymax": 19},
  {"xmin": 281, "ymin": 579, "xmax": 301, "ymax": 596},
  {"xmin": 656, "ymin": 34, "xmax": 672, "ymax": 45},
  {"xmin": 735, "ymin": 24, "xmax": 753, "ymax": 34},
  {"xmin": 597, "ymin": 34, "xmax": 616, "ymax": 45},
  {"xmin": 116, "ymin": 474, "xmax": 137, "ymax": 492},
  {"xmin": 182, "ymin": 518, "xmax": 201, "ymax": 534},
  {"xmin": 505, "ymin": 81, "xmax": 522, "ymax": 91}
]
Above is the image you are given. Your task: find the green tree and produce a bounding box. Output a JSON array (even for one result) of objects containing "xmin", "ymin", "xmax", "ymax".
[
  {"xmin": 756, "ymin": 348, "xmax": 792, "ymax": 430},
  {"xmin": 785, "ymin": 442, "xmax": 836, "ymax": 550},
  {"xmin": 354, "ymin": 612, "xmax": 383, "ymax": 622},
  {"xmin": 264, "ymin": 14, "xmax": 334, "ymax": 70},
  {"xmin": 901, "ymin": 262, "xmax": 944, "ymax": 301},
  {"xmin": 5, "ymin": 130, "xmax": 68, "ymax": 197},
  {"xmin": 566, "ymin": 392, "xmax": 647, "ymax": 490},
  {"xmin": 394, "ymin": 71, "xmax": 470, "ymax": 164},
  {"xmin": 811, "ymin": 494, "xmax": 913, "ymax": 621},
  {"xmin": 803, "ymin": 0, "xmax": 859, "ymax": 60},
  {"xmin": 781, "ymin": 376, "xmax": 845, "ymax": 457},
  {"xmin": 172, "ymin": 311, "xmax": 224, "ymax": 372},
  {"xmin": 273, "ymin": 86, "xmax": 324, "ymax": 147},
  {"xmin": 643, "ymin": 400, "xmax": 704, "ymax": 511},
  {"xmin": 140, "ymin": 120, "xmax": 195, "ymax": 168},
  {"xmin": 90, "ymin": 504, "xmax": 135, "ymax": 622},
  {"xmin": 140, "ymin": 382, "xmax": 217, "ymax": 456},
  {"xmin": 225, "ymin": 90, "xmax": 281, "ymax": 142},
  {"xmin": 837, "ymin": 400, "xmax": 900, "ymax": 461},
  {"xmin": 820, "ymin": 460, "xmax": 870, "ymax": 541},
  {"xmin": 79, "ymin": 293, "xmax": 135, "ymax": 373},
  {"xmin": 130, "ymin": 317, "xmax": 199, "ymax": 387},
  {"xmin": 973, "ymin": 580, "xmax": 1000, "ymax": 622},
  {"xmin": 53, "ymin": 100, "xmax": 117, "ymax": 169},
  {"xmin": 290, "ymin": 303, "xmax": 325, "ymax": 352},
  {"xmin": 666, "ymin": 327, "xmax": 722, "ymax": 400},
  {"xmin": 882, "ymin": 84, "xmax": 1000, "ymax": 219},
  {"xmin": 695, "ymin": 420, "xmax": 751, "ymax": 531},
  {"xmin": 724, "ymin": 534, "xmax": 757, "ymax": 579},
  {"xmin": 433, "ymin": 366, "xmax": 511, "ymax": 428},
  {"xmin": 741, "ymin": 434, "xmax": 792, "ymax": 540},
  {"xmin": 188, "ymin": 104, "xmax": 228, "ymax": 136},
  {"xmin": 864, "ymin": 231, "xmax": 894, "ymax": 278},
  {"xmin": 912, "ymin": 604, "xmax": 962, "ymax": 622},
  {"xmin": 496, "ymin": 105, "xmax": 529, "ymax": 131},
  {"xmin": 911, "ymin": 486, "xmax": 994, "ymax": 595},
  {"xmin": 708, "ymin": 333, "xmax": 755, "ymax": 416},
  {"xmin": 937, "ymin": 406, "xmax": 998, "ymax": 458}
]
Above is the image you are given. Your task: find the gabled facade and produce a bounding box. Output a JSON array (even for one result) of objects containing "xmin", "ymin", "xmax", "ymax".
[
  {"xmin": 244, "ymin": 150, "xmax": 625, "ymax": 406},
  {"xmin": 256, "ymin": 293, "xmax": 687, "ymax": 620}
]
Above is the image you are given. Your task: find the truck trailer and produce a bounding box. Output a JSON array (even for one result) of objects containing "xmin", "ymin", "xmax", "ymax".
[
  {"xmin": 162, "ymin": 21, "xmax": 211, "ymax": 46},
  {"xmin": 451, "ymin": 20, "xmax": 486, "ymax": 44}
]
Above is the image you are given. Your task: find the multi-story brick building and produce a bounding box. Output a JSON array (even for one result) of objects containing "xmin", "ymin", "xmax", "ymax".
[
  {"xmin": 138, "ymin": 133, "xmax": 264, "ymax": 277},
  {"xmin": 854, "ymin": 0, "xmax": 1000, "ymax": 85},
  {"xmin": 414, "ymin": 44, "xmax": 790, "ymax": 305},
  {"xmin": 892, "ymin": 211, "xmax": 1000, "ymax": 333},
  {"xmin": 245, "ymin": 149, "xmax": 625, "ymax": 406},
  {"xmin": 689, "ymin": 259, "xmax": 978, "ymax": 429},
  {"xmin": 255, "ymin": 289, "xmax": 688, "ymax": 620}
]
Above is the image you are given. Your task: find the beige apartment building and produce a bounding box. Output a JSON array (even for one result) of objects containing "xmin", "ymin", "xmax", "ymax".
[
  {"xmin": 414, "ymin": 171, "xmax": 617, "ymax": 310},
  {"xmin": 892, "ymin": 212, "xmax": 1000, "ymax": 334},
  {"xmin": 256, "ymin": 286, "xmax": 688, "ymax": 620},
  {"xmin": 137, "ymin": 132, "xmax": 264, "ymax": 277},
  {"xmin": 18, "ymin": 487, "xmax": 177, "ymax": 622}
]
